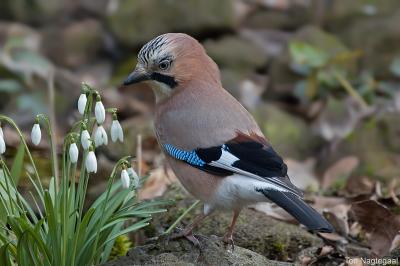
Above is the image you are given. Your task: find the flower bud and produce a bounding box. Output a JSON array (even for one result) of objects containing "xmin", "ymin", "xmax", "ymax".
[
  {"xmin": 0, "ymin": 130, "xmax": 5, "ymax": 154},
  {"xmin": 127, "ymin": 167, "xmax": 139, "ymax": 188},
  {"xmin": 81, "ymin": 129, "xmax": 91, "ymax": 150},
  {"xmin": 86, "ymin": 150, "xmax": 97, "ymax": 173},
  {"xmin": 111, "ymin": 119, "xmax": 124, "ymax": 143},
  {"xmin": 94, "ymin": 125, "xmax": 108, "ymax": 147},
  {"xmin": 95, "ymin": 97, "xmax": 106, "ymax": 124},
  {"xmin": 69, "ymin": 143, "xmax": 79, "ymax": 163},
  {"xmin": 121, "ymin": 169, "xmax": 130, "ymax": 189},
  {"xmin": 31, "ymin": 123, "xmax": 41, "ymax": 146},
  {"xmin": 78, "ymin": 93, "xmax": 87, "ymax": 115}
]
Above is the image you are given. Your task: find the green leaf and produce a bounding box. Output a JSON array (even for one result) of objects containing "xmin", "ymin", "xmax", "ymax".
[
  {"xmin": 10, "ymin": 142, "xmax": 25, "ymax": 185},
  {"xmin": 0, "ymin": 243, "xmax": 13, "ymax": 266},
  {"xmin": 0, "ymin": 79, "xmax": 23, "ymax": 93},
  {"xmin": 289, "ymin": 41, "xmax": 330, "ymax": 68}
]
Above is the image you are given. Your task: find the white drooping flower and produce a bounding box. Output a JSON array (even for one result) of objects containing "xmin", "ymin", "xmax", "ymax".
[
  {"xmin": 111, "ymin": 116, "xmax": 123, "ymax": 143},
  {"xmin": 31, "ymin": 123, "xmax": 41, "ymax": 146},
  {"xmin": 94, "ymin": 125, "xmax": 108, "ymax": 147},
  {"xmin": 121, "ymin": 169, "xmax": 130, "ymax": 188},
  {"xmin": 0, "ymin": 128, "xmax": 5, "ymax": 154},
  {"xmin": 78, "ymin": 93, "xmax": 87, "ymax": 115},
  {"xmin": 95, "ymin": 96, "xmax": 106, "ymax": 124},
  {"xmin": 86, "ymin": 150, "xmax": 97, "ymax": 173},
  {"xmin": 127, "ymin": 167, "xmax": 139, "ymax": 188},
  {"xmin": 69, "ymin": 142, "xmax": 79, "ymax": 163},
  {"xmin": 81, "ymin": 129, "xmax": 91, "ymax": 150}
]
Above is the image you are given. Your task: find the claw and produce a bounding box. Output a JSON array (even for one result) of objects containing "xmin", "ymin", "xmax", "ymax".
[
  {"xmin": 166, "ymin": 227, "xmax": 201, "ymax": 247},
  {"xmin": 222, "ymin": 234, "xmax": 235, "ymax": 252}
]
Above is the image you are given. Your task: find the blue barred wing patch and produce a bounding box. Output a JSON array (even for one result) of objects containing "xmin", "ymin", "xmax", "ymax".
[{"xmin": 163, "ymin": 144, "xmax": 205, "ymax": 167}]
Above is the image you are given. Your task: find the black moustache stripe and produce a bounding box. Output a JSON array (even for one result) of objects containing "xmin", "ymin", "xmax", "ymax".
[{"xmin": 151, "ymin": 72, "xmax": 178, "ymax": 88}]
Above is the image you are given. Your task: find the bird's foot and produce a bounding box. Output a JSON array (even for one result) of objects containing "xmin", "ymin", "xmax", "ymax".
[
  {"xmin": 166, "ymin": 227, "xmax": 201, "ymax": 247},
  {"xmin": 222, "ymin": 234, "xmax": 235, "ymax": 252}
]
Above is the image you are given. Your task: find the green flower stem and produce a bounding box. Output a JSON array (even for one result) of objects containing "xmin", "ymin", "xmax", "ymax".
[
  {"xmin": 0, "ymin": 115, "xmax": 44, "ymax": 194},
  {"xmin": 334, "ymin": 72, "xmax": 369, "ymax": 109},
  {"xmin": 91, "ymin": 156, "xmax": 131, "ymax": 265},
  {"xmin": 71, "ymin": 89, "xmax": 95, "ymax": 264},
  {"xmin": 0, "ymin": 158, "xmax": 17, "ymax": 214},
  {"xmin": 37, "ymin": 114, "xmax": 59, "ymax": 190},
  {"xmin": 164, "ymin": 200, "xmax": 200, "ymax": 235}
]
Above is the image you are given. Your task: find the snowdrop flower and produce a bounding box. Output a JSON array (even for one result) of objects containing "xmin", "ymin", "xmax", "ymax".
[
  {"xmin": 31, "ymin": 122, "xmax": 41, "ymax": 146},
  {"xmin": 0, "ymin": 126, "xmax": 5, "ymax": 154},
  {"xmin": 127, "ymin": 167, "xmax": 139, "ymax": 188},
  {"xmin": 121, "ymin": 169, "xmax": 130, "ymax": 189},
  {"xmin": 81, "ymin": 128, "xmax": 91, "ymax": 150},
  {"xmin": 94, "ymin": 125, "xmax": 108, "ymax": 147},
  {"xmin": 86, "ymin": 149, "xmax": 97, "ymax": 173},
  {"xmin": 95, "ymin": 95, "xmax": 106, "ymax": 124},
  {"xmin": 78, "ymin": 93, "xmax": 87, "ymax": 115},
  {"xmin": 69, "ymin": 142, "xmax": 79, "ymax": 163},
  {"xmin": 111, "ymin": 113, "xmax": 123, "ymax": 143}
]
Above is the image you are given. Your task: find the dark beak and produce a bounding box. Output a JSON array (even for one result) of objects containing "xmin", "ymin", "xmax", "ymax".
[{"xmin": 123, "ymin": 69, "xmax": 150, "ymax": 86}]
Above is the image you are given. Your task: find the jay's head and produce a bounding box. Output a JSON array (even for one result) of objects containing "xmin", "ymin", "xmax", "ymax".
[{"xmin": 123, "ymin": 33, "xmax": 220, "ymax": 101}]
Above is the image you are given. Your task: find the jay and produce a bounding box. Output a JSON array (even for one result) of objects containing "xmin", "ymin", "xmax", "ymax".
[{"xmin": 123, "ymin": 33, "xmax": 333, "ymax": 247}]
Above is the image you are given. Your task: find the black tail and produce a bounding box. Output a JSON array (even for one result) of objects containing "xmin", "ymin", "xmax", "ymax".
[{"xmin": 257, "ymin": 188, "xmax": 334, "ymax": 233}]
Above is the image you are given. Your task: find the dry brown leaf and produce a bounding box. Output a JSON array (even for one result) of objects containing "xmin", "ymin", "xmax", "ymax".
[
  {"xmin": 351, "ymin": 200, "xmax": 400, "ymax": 256},
  {"xmin": 138, "ymin": 166, "xmax": 177, "ymax": 200},
  {"xmin": 322, "ymin": 156, "xmax": 359, "ymax": 189},
  {"xmin": 318, "ymin": 232, "xmax": 348, "ymax": 243},
  {"xmin": 250, "ymin": 202, "xmax": 295, "ymax": 222},
  {"xmin": 318, "ymin": 245, "xmax": 334, "ymax": 256},
  {"xmin": 344, "ymin": 175, "xmax": 375, "ymax": 197},
  {"xmin": 285, "ymin": 158, "xmax": 319, "ymax": 191},
  {"xmin": 324, "ymin": 204, "xmax": 351, "ymax": 236},
  {"xmin": 311, "ymin": 196, "xmax": 347, "ymax": 210}
]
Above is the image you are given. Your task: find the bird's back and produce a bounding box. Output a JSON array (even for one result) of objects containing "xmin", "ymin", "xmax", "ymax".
[{"xmin": 154, "ymin": 81, "xmax": 263, "ymax": 150}]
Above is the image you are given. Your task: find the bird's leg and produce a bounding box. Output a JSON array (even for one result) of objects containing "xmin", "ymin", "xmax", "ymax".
[
  {"xmin": 169, "ymin": 212, "xmax": 209, "ymax": 246},
  {"xmin": 222, "ymin": 210, "xmax": 240, "ymax": 251}
]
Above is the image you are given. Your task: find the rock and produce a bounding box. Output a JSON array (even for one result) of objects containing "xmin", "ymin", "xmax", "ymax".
[
  {"xmin": 244, "ymin": 7, "xmax": 310, "ymax": 31},
  {"xmin": 339, "ymin": 10, "xmax": 400, "ymax": 78},
  {"xmin": 79, "ymin": 0, "xmax": 110, "ymax": 16},
  {"xmin": 323, "ymin": 114, "xmax": 400, "ymax": 181},
  {"xmin": 149, "ymin": 186, "xmax": 323, "ymax": 262},
  {"xmin": 6, "ymin": 0, "xmax": 64, "ymax": 24},
  {"xmin": 319, "ymin": 0, "xmax": 400, "ymax": 30},
  {"xmin": 203, "ymin": 36, "xmax": 267, "ymax": 71},
  {"xmin": 107, "ymin": 0, "xmax": 236, "ymax": 46},
  {"xmin": 268, "ymin": 25, "xmax": 350, "ymax": 97},
  {"xmin": 252, "ymin": 103, "xmax": 322, "ymax": 159},
  {"xmin": 102, "ymin": 234, "xmax": 292, "ymax": 266},
  {"xmin": 41, "ymin": 19, "xmax": 103, "ymax": 68}
]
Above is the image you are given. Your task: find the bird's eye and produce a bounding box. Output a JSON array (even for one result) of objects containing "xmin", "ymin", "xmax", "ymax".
[{"xmin": 158, "ymin": 60, "xmax": 170, "ymax": 70}]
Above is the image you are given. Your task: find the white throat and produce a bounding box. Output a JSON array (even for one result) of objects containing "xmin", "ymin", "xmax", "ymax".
[{"xmin": 149, "ymin": 80, "xmax": 173, "ymax": 102}]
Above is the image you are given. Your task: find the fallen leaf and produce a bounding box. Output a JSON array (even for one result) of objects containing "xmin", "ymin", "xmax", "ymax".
[
  {"xmin": 351, "ymin": 200, "xmax": 400, "ymax": 256},
  {"xmin": 250, "ymin": 202, "xmax": 295, "ymax": 222},
  {"xmin": 311, "ymin": 196, "xmax": 347, "ymax": 210},
  {"xmin": 322, "ymin": 156, "xmax": 359, "ymax": 190},
  {"xmin": 344, "ymin": 175, "xmax": 375, "ymax": 197},
  {"xmin": 318, "ymin": 245, "xmax": 334, "ymax": 256},
  {"xmin": 324, "ymin": 204, "xmax": 351, "ymax": 236},
  {"xmin": 318, "ymin": 232, "xmax": 348, "ymax": 244},
  {"xmin": 138, "ymin": 166, "xmax": 177, "ymax": 200},
  {"xmin": 285, "ymin": 158, "xmax": 319, "ymax": 191}
]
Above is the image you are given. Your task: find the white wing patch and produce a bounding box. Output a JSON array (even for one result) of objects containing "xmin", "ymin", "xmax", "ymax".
[{"xmin": 208, "ymin": 146, "xmax": 300, "ymax": 196}]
